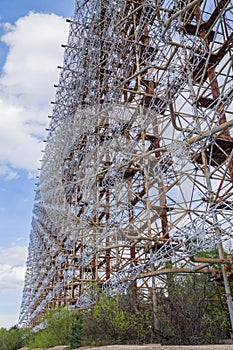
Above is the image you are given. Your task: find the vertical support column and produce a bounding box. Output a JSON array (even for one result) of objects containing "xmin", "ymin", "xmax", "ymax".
[
  {"xmin": 126, "ymin": 129, "xmax": 137, "ymax": 299},
  {"xmin": 218, "ymin": 241, "xmax": 233, "ymax": 336},
  {"xmin": 105, "ymin": 151, "xmax": 111, "ymax": 280},
  {"xmin": 194, "ymin": 4, "xmax": 233, "ymax": 335}
]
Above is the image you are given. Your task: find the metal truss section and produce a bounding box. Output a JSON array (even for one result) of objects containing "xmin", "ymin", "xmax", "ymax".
[{"xmin": 19, "ymin": 0, "xmax": 233, "ymax": 328}]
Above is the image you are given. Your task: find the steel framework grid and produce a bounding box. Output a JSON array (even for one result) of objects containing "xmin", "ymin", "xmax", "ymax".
[{"xmin": 19, "ymin": 0, "xmax": 233, "ymax": 331}]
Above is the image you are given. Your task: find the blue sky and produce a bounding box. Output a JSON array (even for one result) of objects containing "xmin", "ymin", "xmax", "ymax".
[{"xmin": 0, "ymin": 0, "xmax": 74, "ymax": 328}]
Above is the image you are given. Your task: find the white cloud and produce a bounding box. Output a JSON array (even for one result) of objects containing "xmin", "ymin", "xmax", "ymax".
[
  {"xmin": 0, "ymin": 12, "xmax": 69, "ymax": 176},
  {"xmin": 0, "ymin": 245, "xmax": 27, "ymax": 265},
  {"xmin": 0, "ymin": 99, "xmax": 42, "ymax": 171},
  {"xmin": 0, "ymin": 247, "xmax": 27, "ymax": 330},
  {"xmin": 0, "ymin": 250, "xmax": 25, "ymax": 295},
  {"xmin": 1, "ymin": 12, "xmax": 68, "ymax": 110},
  {"xmin": 0, "ymin": 246, "xmax": 27, "ymax": 328},
  {"xmin": 0, "ymin": 164, "xmax": 19, "ymax": 180},
  {"xmin": 0, "ymin": 264, "xmax": 26, "ymax": 289},
  {"xmin": 0, "ymin": 246, "xmax": 27, "ymax": 290}
]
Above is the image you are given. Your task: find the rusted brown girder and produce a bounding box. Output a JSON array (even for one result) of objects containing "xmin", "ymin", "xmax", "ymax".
[{"xmin": 194, "ymin": 2, "xmax": 233, "ymax": 180}]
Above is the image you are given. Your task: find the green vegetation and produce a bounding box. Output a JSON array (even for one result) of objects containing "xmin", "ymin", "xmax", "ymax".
[
  {"xmin": 26, "ymin": 293, "xmax": 152, "ymax": 348},
  {"xmin": 157, "ymin": 274, "xmax": 229, "ymax": 344},
  {"xmin": 0, "ymin": 275, "xmax": 231, "ymax": 348},
  {"xmin": 0, "ymin": 325, "xmax": 28, "ymax": 350},
  {"xmin": 67, "ymin": 312, "xmax": 83, "ymax": 349},
  {"xmin": 82, "ymin": 292, "xmax": 153, "ymax": 346},
  {"xmin": 27, "ymin": 308, "xmax": 83, "ymax": 349}
]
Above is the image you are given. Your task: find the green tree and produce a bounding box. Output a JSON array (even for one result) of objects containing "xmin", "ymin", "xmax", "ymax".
[
  {"xmin": 82, "ymin": 293, "xmax": 153, "ymax": 345},
  {"xmin": 157, "ymin": 274, "xmax": 229, "ymax": 344},
  {"xmin": 67, "ymin": 313, "xmax": 83, "ymax": 349},
  {"xmin": 27, "ymin": 307, "xmax": 73, "ymax": 349},
  {"xmin": 26, "ymin": 307, "xmax": 83, "ymax": 349},
  {"xmin": 0, "ymin": 325, "xmax": 28, "ymax": 350}
]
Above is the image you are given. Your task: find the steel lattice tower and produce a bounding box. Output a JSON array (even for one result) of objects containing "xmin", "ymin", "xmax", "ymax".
[{"xmin": 19, "ymin": 0, "xmax": 233, "ymax": 331}]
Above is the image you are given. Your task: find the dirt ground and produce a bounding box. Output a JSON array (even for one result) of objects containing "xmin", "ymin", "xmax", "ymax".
[
  {"xmin": 19, "ymin": 344, "xmax": 233, "ymax": 350},
  {"xmin": 78, "ymin": 344, "xmax": 233, "ymax": 350}
]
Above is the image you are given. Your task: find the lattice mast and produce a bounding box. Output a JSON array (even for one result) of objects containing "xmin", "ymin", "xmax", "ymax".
[{"xmin": 19, "ymin": 0, "xmax": 233, "ymax": 331}]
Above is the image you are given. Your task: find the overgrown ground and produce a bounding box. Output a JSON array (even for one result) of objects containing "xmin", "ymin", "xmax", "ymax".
[
  {"xmin": 20, "ymin": 344, "xmax": 233, "ymax": 350},
  {"xmin": 80, "ymin": 346, "xmax": 233, "ymax": 350},
  {"xmin": 78, "ymin": 345, "xmax": 233, "ymax": 350}
]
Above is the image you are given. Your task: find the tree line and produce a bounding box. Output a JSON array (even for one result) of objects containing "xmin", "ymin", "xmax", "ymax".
[{"xmin": 0, "ymin": 273, "xmax": 231, "ymax": 349}]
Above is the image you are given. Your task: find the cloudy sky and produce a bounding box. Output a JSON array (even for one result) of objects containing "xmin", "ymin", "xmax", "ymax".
[{"xmin": 0, "ymin": 0, "xmax": 74, "ymax": 328}]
